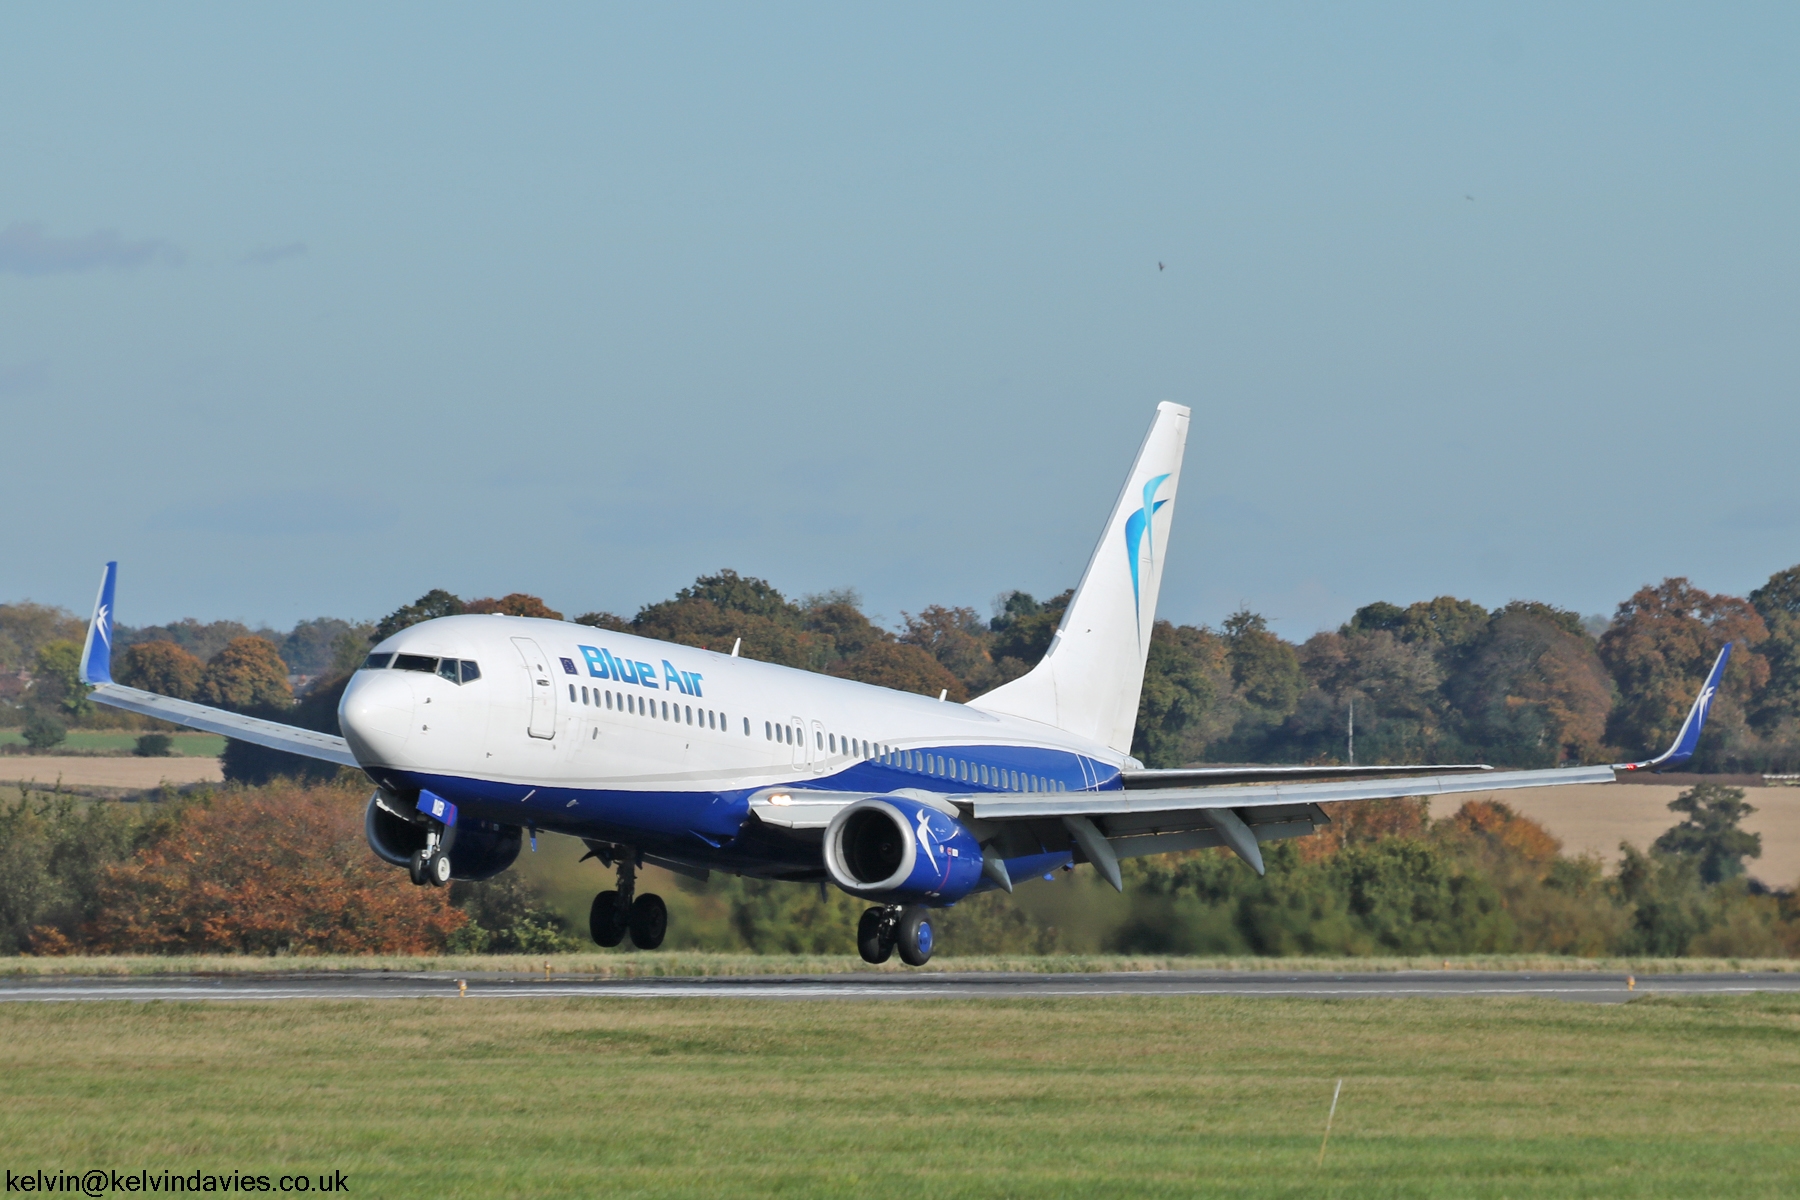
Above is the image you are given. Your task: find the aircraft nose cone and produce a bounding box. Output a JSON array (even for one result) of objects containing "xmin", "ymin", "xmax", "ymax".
[{"xmin": 339, "ymin": 670, "xmax": 416, "ymax": 765}]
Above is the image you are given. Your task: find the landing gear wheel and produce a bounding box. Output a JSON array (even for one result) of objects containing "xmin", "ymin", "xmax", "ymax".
[
  {"xmin": 628, "ymin": 893, "xmax": 668, "ymax": 950},
  {"xmin": 897, "ymin": 907, "xmax": 934, "ymax": 967},
  {"xmin": 408, "ymin": 850, "xmax": 428, "ymax": 886},
  {"xmin": 857, "ymin": 907, "xmax": 894, "ymax": 964},
  {"xmin": 589, "ymin": 890, "xmax": 627, "ymax": 948},
  {"xmin": 426, "ymin": 850, "xmax": 452, "ymax": 887}
]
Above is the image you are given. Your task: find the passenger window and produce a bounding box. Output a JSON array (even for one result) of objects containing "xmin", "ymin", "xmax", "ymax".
[
  {"xmin": 816, "ymin": 731, "xmax": 823, "ymax": 749},
  {"xmin": 568, "ymin": 684, "xmax": 576, "ymax": 702},
  {"xmin": 828, "ymin": 734, "xmax": 835, "ymax": 753},
  {"xmin": 393, "ymin": 654, "xmax": 437, "ymax": 673},
  {"xmin": 606, "ymin": 691, "xmax": 613, "ymax": 709},
  {"xmin": 460, "ymin": 660, "xmax": 481, "ymax": 683},
  {"xmin": 363, "ymin": 653, "xmax": 393, "ymax": 670},
  {"xmin": 581, "ymin": 687, "xmax": 589, "ymax": 704},
  {"xmin": 743, "ymin": 717, "xmax": 750, "ymax": 735},
  {"xmin": 686, "ymin": 705, "xmax": 693, "ymax": 725},
  {"xmin": 765, "ymin": 721, "xmax": 772, "ymax": 740},
  {"xmin": 662, "ymin": 701, "xmax": 670, "ymax": 720}
]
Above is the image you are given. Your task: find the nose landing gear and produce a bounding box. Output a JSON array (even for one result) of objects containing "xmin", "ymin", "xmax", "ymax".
[
  {"xmin": 857, "ymin": 905, "xmax": 933, "ymax": 966},
  {"xmin": 407, "ymin": 834, "xmax": 453, "ymax": 887},
  {"xmin": 584, "ymin": 848, "xmax": 667, "ymax": 950}
]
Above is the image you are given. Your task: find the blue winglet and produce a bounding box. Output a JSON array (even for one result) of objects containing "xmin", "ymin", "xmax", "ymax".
[
  {"xmin": 1619, "ymin": 642, "xmax": 1732, "ymax": 772},
  {"xmin": 78, "ymin": 562, "xmax": 117, "ymax": 686}
]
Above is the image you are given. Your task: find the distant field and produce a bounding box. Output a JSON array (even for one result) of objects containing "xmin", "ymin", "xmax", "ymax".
[
  {"xmin": 0, "ymin": 729, "xmax": 225, "ymax": 757},
  {"xmin": 1, "ymin": 994, "xmax": 1796, "ymax": 1198}
]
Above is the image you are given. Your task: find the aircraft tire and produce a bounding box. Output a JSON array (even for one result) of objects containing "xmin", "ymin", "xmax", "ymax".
[
  {"xmin": 589, "ymin": 891, "xmax": 627, "ymax": 948},
  {"xmin": 629, "ymin": 893, "xmax": 668, "ymax": 950},
  {"xmin": 857, "ymin": 907, "xmax": 893, "ymax": 964},
  {"xmin": 896, "ymin": 906, "xmax": 934, "ymax": 967},
  {"xmin": 426, "ymin": 850, "xmax": 452, "ymax": 887},
  {"xmin": 408, "ymin": 850, "xmax": 428, "ymax": 886}
]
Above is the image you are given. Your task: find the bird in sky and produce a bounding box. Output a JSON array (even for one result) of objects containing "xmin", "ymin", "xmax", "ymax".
[{"xmin": 1158, "ymin": 261, "xmax": 1164, "ymax": 271}]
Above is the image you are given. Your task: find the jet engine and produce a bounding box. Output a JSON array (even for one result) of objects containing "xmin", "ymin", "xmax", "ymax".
[
  {"xmin": 822, "ymin": 796, "xmax": 984, "ymax": 904},
  {"xmin": 364, "ymin": 791, "xmax": 523, "ymax": 882}
]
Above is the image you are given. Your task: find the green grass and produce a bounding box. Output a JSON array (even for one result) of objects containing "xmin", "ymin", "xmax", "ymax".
[
  {"xmin": 2, "ymin": 951, "xmax": 1797, "ymax": 977},
  {"xmin": 0, "ymin": 729, "xmax": 225, "ymax": 756},
  {"xmin": 1, "ymin": 995, "xmax": 1797, "ymax": 1197}
]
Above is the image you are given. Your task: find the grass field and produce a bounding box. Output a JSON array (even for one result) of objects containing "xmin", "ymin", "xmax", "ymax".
[
  {"xmin": 0, "ymin": 729, "xmax": 225, "ymax": 757},
  {"xmin": 2, "ymin": 994, "xmax": 1797, "ymax": 1197}
]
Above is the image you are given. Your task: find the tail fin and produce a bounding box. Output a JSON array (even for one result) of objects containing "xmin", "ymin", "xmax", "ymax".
[
  {"xmin": 970, "ymin": 402, "xmax": 1189, "ymax": 753},
  {"xmin": 79, "ymin": 561, "xmax": 118, "ymax": 686}
]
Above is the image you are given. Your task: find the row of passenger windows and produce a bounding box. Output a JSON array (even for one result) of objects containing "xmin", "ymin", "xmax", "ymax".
[
  {"xmin": 759, "ymin": 720, "xmax": 1063, "ymax": 793},
  {"xmin": 363, "ymin": 652, "xmax": 481, "ymax": 684},
  {"xmin": 574, "ymin": 684, "xmax": 746, "ymax": 735}
]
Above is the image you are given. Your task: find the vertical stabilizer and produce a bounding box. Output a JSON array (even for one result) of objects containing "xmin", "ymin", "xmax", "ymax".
[{"xmin": 970, "ymin": 403, "xmax": 1189, "ymax": 753}]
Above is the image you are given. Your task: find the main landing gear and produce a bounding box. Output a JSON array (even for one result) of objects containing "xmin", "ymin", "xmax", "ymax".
[
  {"xmin": 588, "ymin": 851, "xmax": 667, "ymax": 950},
  {"xmin": 858, "ymin": 904, "xmax": 934, "ymax": 966}
]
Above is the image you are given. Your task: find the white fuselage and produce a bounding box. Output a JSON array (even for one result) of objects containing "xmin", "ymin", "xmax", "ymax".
[{"xmin": 338, "ymin": 614, "xmax": 1130, "ymax": 872}]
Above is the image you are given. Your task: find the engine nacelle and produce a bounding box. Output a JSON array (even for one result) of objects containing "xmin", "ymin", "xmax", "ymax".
[
  {"xmin": 823, "ymin": 796, "xmax": 985, "ymax": 904},
  {"xmin": 364, "ymin": 792, "xmax": 523, "ymax": 882}
]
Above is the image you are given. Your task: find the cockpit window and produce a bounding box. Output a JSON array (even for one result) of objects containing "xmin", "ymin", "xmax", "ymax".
[
  {"xmin": 437, "ymin": 659, "xmax": 460, "ymax": 683},
  {"xmin": 362, "ymin": 653, "xmax": 393, "ymax": 670},
  {"xmin": 460, "ymin": 660, "xmax": 482, "ymax": 683},
  {"xmin": 393, "ymin": 654, "xmax": 438, "ymax": 673}
]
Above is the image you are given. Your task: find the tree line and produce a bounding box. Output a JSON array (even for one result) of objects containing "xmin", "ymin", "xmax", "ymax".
[
  {"xmin": 6, "ymin": 563, "xmax": 1800, "ymax": 773},
  {"xmin": 1, "ymin": 776, "xmax": 1788, "ymax": 959}
]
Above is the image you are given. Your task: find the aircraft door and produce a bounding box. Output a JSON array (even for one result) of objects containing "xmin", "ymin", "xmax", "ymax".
[
  {"xmin": 511, "ymin": 637, "xmax": 557, "ymax": 739},
  {"xmin": 810, "ymin": 719, "xmax": 827, "ymax": 774},
  {"xmin": 790, "ymin": 716, "xmax": 808, "ymax": 771}
]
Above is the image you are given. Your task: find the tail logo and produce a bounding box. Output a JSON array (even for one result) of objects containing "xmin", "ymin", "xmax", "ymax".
[{"xmin": 1123, "ymin": 472, "xmax": 1171, "ymax": 626}]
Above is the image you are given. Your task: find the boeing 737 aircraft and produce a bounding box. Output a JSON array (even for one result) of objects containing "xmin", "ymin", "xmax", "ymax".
[{"xmin": 75, "ymin": 404, "xmax": 1730, "ymax": 964}]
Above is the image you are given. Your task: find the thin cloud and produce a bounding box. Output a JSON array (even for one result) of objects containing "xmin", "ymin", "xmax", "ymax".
[
  {"xmin": 0, "ymin": 221, "xmax": 182, "ymax": 276},
  {"xmin": 243, "ymin": 241, "xmax": 307, "ymax": 266}
]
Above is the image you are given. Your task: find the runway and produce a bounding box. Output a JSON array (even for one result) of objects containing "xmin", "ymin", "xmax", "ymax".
[{"xmin": 2, "ymin": 970, "xmax": 1798, "ymax": 1004}]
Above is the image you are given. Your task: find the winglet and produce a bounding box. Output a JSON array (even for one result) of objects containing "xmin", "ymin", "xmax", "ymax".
[
  {"xmin": 1618, "ymin": 642, "xmax": 1732, "ymax": 772},
  {"xmin": 78, "ymin": 562, "xmax": 117, "ymax": 686}
]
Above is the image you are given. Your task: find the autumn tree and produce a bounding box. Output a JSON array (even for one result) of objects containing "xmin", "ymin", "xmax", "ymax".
[
  {"xmin": 900, "ymin": 605, "xmax": 995, "ymax": 693},
  {"xmin": 199, "ymin": 637, "xmax": 293, "ymax": 711},
  {"xmin": 0, "ymin": 602, "xmax": 84, "ymax": 674},
  {"xmin": 465, "ymin": 594, "xmax": 563, "ymax": 620},
  {"xmin": 1598, "ymin": 578, "xmax": 1768, "ymax": 761},
  {"xmin": 1749, "ymin": 564, "xmax": 1800, "ymax": 727},
  {"xmin": 1449, "ymin": 603, "xmax": 1615, "ymax": 766},
  {"xmin": 828, "ymin": 641, "xmax": 967, "ymax": 701},
  {"xmin": 87, "ymin": 780, "xmax": 468, "ymax": 954},
  {"xmin": 116, "ymin": 641, "xmax": 205, "ymax": 700}
]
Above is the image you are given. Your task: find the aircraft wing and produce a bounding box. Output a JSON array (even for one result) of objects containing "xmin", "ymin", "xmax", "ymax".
[
  {"xmin": 86, "ymin": 681, "xmax": 359, "ymax": 768},
  {"xmin": 76, "ymin": 562, "xmax": 359, "ymax": 769}
]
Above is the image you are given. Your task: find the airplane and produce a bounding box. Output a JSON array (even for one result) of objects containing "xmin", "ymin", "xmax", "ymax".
[{"xmin": 74, "ymin": 403, "xmax": 1733, "ymax": 965}]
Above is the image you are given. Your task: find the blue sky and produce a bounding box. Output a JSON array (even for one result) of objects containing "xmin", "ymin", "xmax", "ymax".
[{"xmin": 3, "ymin": 5, "xmax": 1796, "ymax": 638}]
